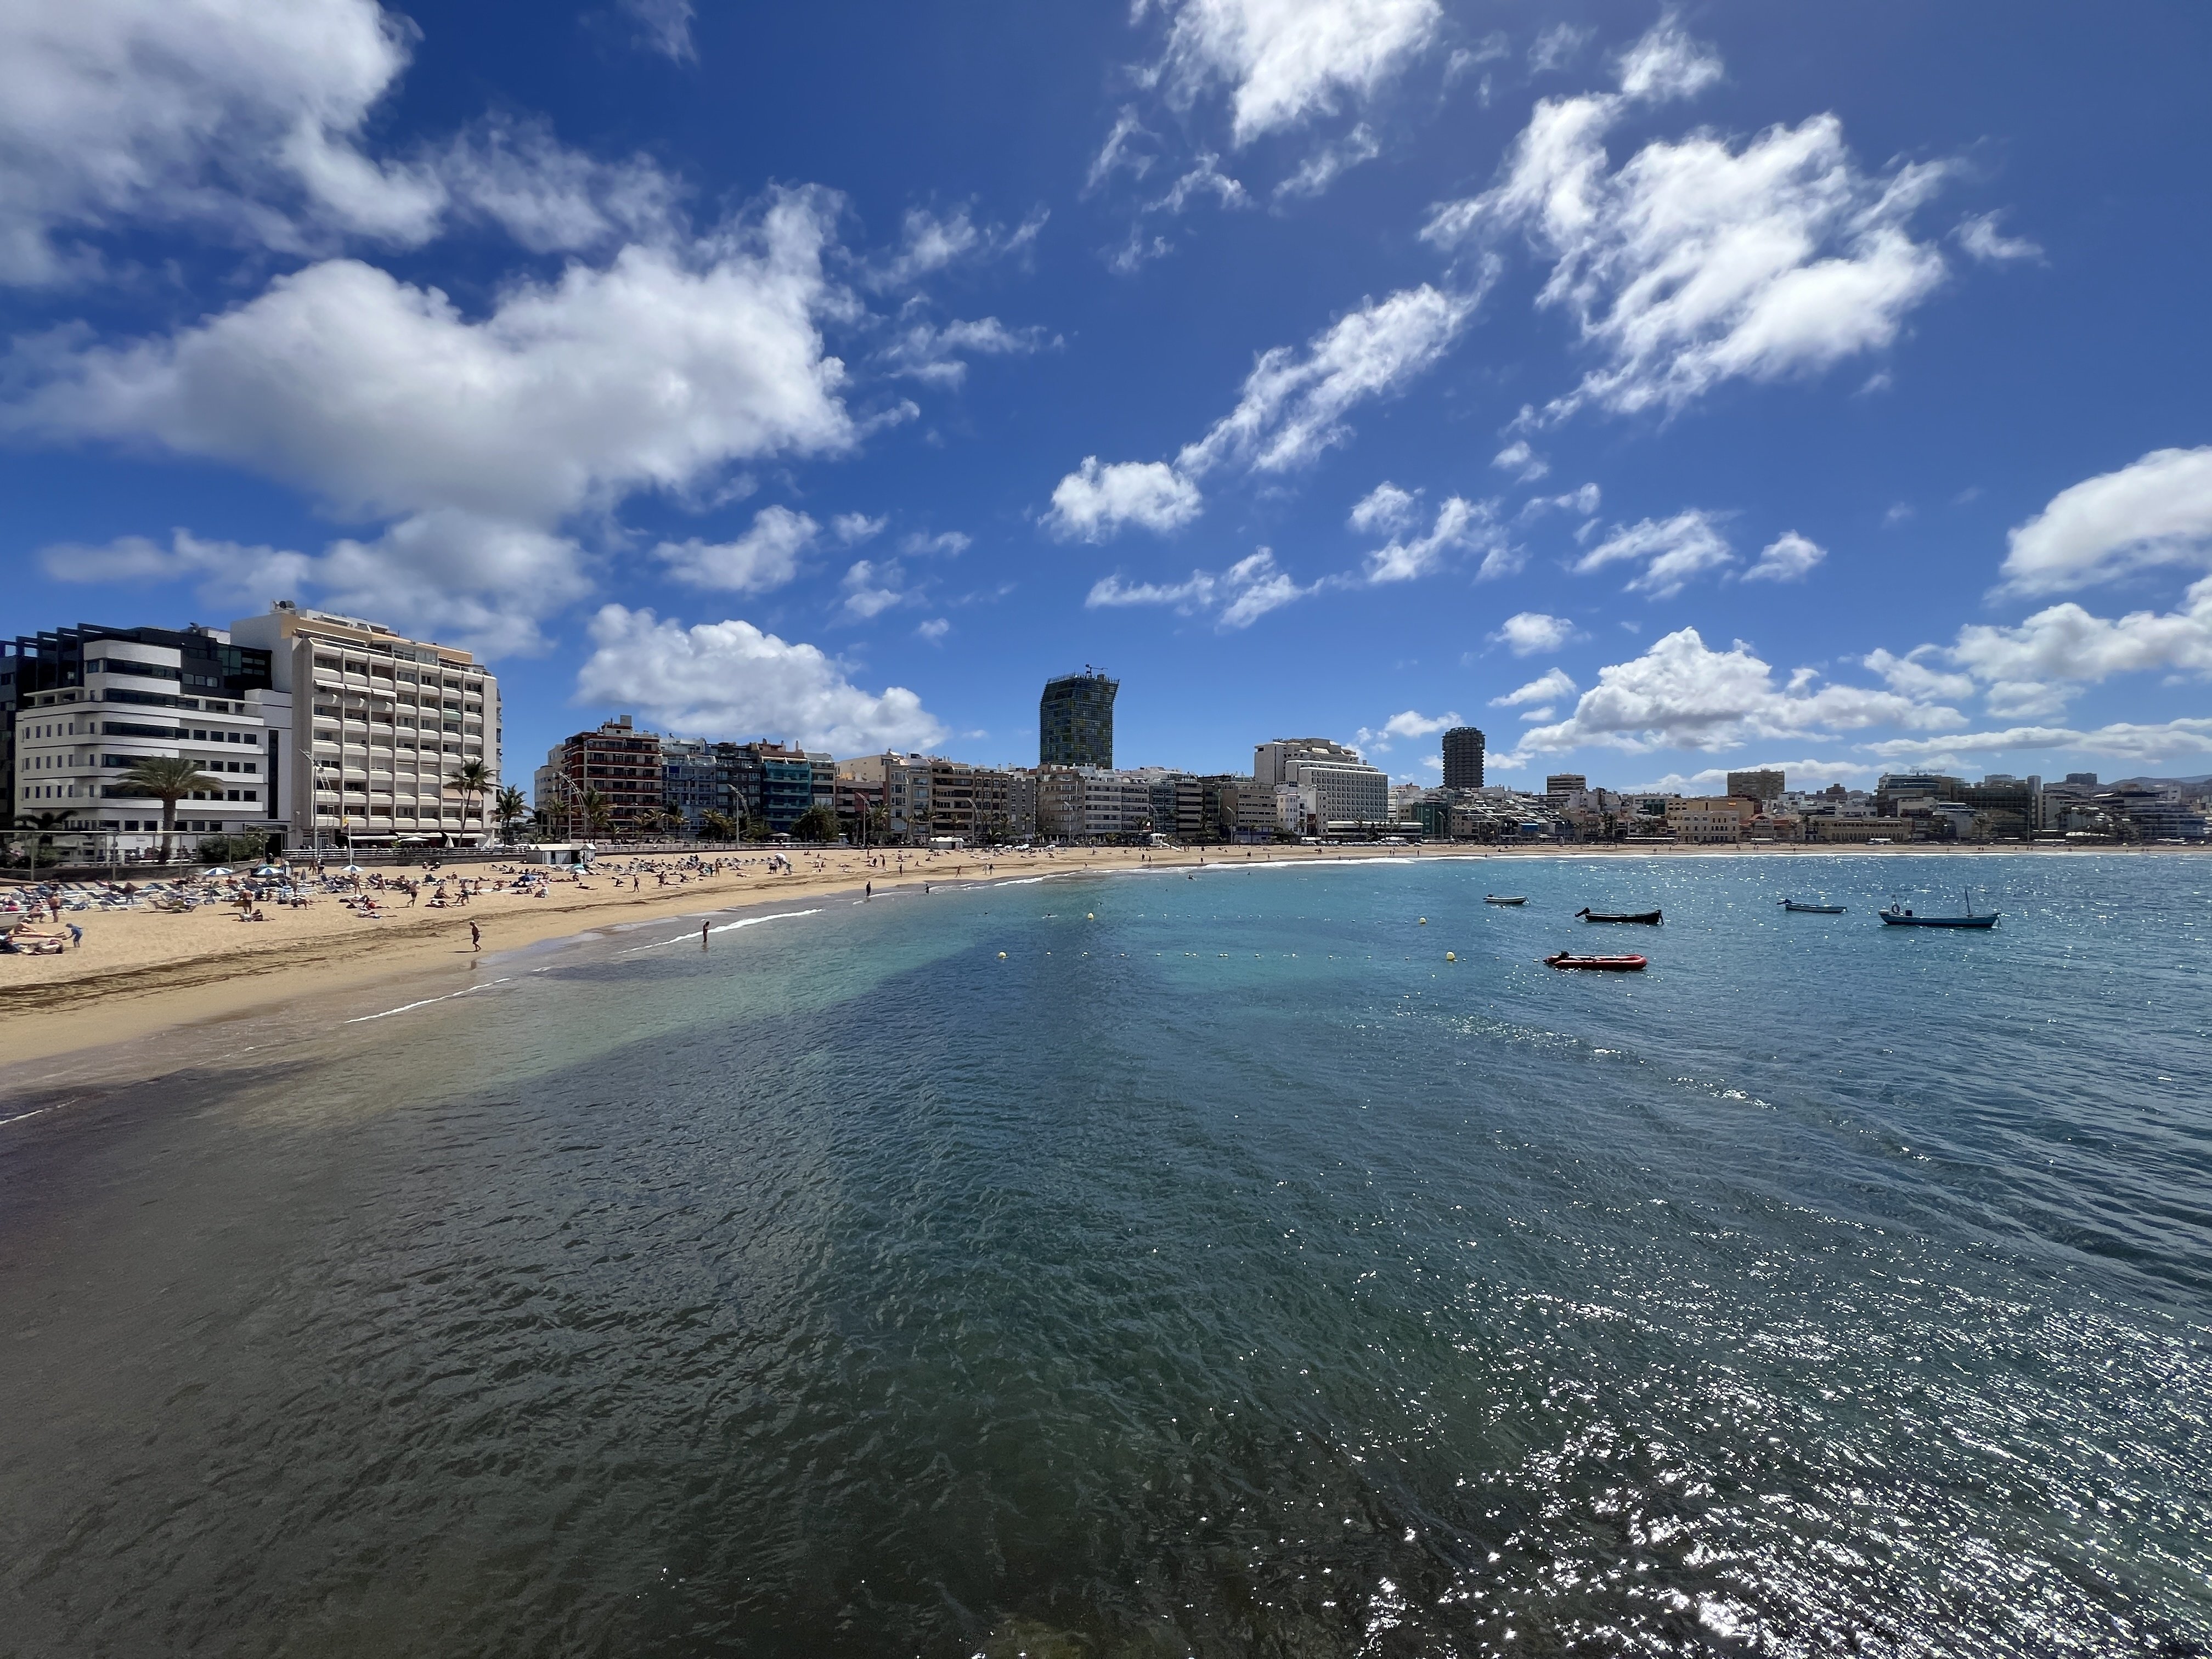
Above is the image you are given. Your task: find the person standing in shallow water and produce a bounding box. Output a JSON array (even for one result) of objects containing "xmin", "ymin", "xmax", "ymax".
[
  {"xmin": 701, "ymin": 919, "xmax": 710, "ymax": 947},
  {"xmin": 469, "ymin": 920, "xmax": 481, "ymax": 952}
]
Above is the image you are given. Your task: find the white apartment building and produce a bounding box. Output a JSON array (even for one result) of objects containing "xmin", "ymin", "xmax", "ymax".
[
  {"xmin": 1254, "ymin": 737, "xmax": 1367, "ymax": 788},
  {"xmin": 4, "ymin": 623, "xmax": 282, "ymax": 858},
  {"xmin": 230, "ymin": 603, "xmax": 500, "ymax": 849},
  {"xmin": 1223, "ymin": 775, "xmax": 1278, "ymax": 837},
  {"xmin": 1034, "ymin": 766, "xmax": 1157, "ymax": 840},
  {"xmin": 1279, "ymin": 761, "xmax": 1390, "ymax": 833},
  {"xmin": 1251, "ymin": 738, "xmax": 1388, "ymax": 834}
]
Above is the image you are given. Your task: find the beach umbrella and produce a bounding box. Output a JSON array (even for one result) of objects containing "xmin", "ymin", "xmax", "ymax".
[
  {"xmin": 253, "ymin": 864, "xmax": 281, "ymax": 876},
  {"xmin": 206, "ymin": 866, "xmax": 234, "ymax": 877},
  {"xmin": 340, "ymin": 864, "xmax": 364, "ymax": 873}
]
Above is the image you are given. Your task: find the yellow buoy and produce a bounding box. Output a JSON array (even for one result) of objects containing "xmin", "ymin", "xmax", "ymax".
[
  {"xmin": 1418, "ymin": 917, "xmax": 1428, "ymax": 925},
  {"xmin": 1446, "ymin": 951, "xmax": 1457, "ymax": 962},
  {"xmin": 1086, "ymin": 912, "xmax": 1095, "ymax": 920},
  {"xmin": 997, "ymin": 951, "xmax": 1007, "ymax": 959}
]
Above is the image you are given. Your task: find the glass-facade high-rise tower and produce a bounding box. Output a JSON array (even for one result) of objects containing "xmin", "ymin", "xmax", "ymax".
[{"xmin": 1040, "ymin": 670, "xmax": 1117, "ymax": 768}]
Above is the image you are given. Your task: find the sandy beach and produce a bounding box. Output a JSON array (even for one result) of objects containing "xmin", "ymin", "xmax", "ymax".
[
  {"xmin": 0, "ymin": 843, "xmax": 1418, "ymax": 1065},
  {"xmin": 0, "ymin": 837, "xmax": 2186, "ymax": 1069}
]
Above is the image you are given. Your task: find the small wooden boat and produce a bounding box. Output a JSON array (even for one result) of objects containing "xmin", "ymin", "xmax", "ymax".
[
  {"xmin": 1879, "ymin": 888, "xmax": 1999, "ymax": 929},
  {"xmin": 1780, "ymin": 898, "xmax": 1846, "ymax": 914},
  {"xmin": 1483, "ymin": 895, "xmax": 1527, "ymax": 905},
  {"xmin": 1545, "ymin": 951, "xmax": 1646, "ymax": 970},
  {"xmin": 1575, "ymin": 907, "xmax": 1662, "ymax": 924}
]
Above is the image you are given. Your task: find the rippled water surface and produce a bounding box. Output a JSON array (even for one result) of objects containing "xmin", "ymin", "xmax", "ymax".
[{"xmin": 3, "ymin": 853, "xmax": 2208, "ymax": 1657}]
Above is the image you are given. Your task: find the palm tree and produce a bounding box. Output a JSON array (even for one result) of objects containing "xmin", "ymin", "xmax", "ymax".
[
  {"xmin": 493, "ymin": 785, "xmax": 528, "ymax": 842},
  {"xmin": 115, "ymin": 755, "xmax": 225, "ymax": 862},
  {"xmin": 10, "ymin": 808, "xmax": 70, "ymax": 878},
  {"xmin": 578, "ymin": 787, "xmax": 612, "ymax": 837},
  {"xmin": 699, "ymin": 809, "xmax": 737, "ymax": 843},
  {"xmin": 446, "ymin": 758, "xmax": 496, "ymax": 841}
]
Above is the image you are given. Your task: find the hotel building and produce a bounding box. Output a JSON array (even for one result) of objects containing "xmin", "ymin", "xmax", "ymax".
[
  {"xmin": 1255, "ymin": 738, "xmax": 1388, "ymax": 836},
  {"xmin": 229, "ymin": 602, "xmax": 500, "ymax": 849}
]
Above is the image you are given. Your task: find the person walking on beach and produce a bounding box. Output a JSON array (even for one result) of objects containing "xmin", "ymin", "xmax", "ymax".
[
  {"xmin": 469, "ymin": 920, "xmax": 481, "ymax": 952},
  {"xmin": 865, "ymin": 882, "xmax": 872, "ymax": 899}
]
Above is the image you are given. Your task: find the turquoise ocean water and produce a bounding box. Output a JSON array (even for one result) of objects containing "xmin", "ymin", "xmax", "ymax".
[{"xmin": 1, "ymin": 852, "xmax": 2207, "ymax": 1656}]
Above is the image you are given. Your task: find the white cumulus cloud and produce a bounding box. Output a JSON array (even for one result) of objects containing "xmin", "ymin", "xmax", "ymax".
[
  {"xmin": 1425, "ymin": 18, "xmax": 1950, "ymax": 421},
  {"xmin": 1743, "ymin": 529, "xmax": 1825, "ymax": 582},
  {"xmin": 12, "ymin": 191, "xmax": 852, "ymax": 523},
  {"xmin": 2000, "ymin": 446, "xmax": 2212, "ymax": 594},
  {"xmin": 1866, "ymin": 576, "xmax": 2212, "ymax": 721},
  {"xmin": 0, "ymin": 0, "xmax": 443, "ymax": 283},
  {"xmin": 1864, "ymin": 719, "xmax": 2212, "ymax": 769},
  {"xmin": 577, "ymin": 604, "xmax": 944, "ymax": 752},
  {"xmin": 1576, "ymin": 510, "xmax": 1734, "ymax": 598},
  {"xmin": 838, "ymin": 558, "xmax": 910, "ymax": 620},
  {"xmin": 1862, "ymin": 646, "xmax": 1977, "ymax": 704},
  {"xmin": 1505, "ymin": 626, "xmax": 1962, "ymax": 760},
  {"xmin": 1348, "ymin": 481, "xmax": 1419, "ymax": 534},
  {"xmin": 38, "ymin": 527, "xmax": 314, "ymax": 611},
  {"xmin": 655, "ymin": 505, "xmax": 819, "ymax": 594},
  {"xmin": 1491, "ymin": 611, "xmax": 1577, "ymax": 655},
  {"xmin": 9, "ymin": 190, "xmax": 855, "ymax": 650},
  {"xmin": 1148, "ymin": 0, "xmax": 1443, "ymax": 145},
  {"xmin": 1354, "ymin": 708, "xmax": 1462, "ymax": 751},
  {"xmin": 1953, "ymin": 578, "xmax": 2212, "ymax": 686},
  {"xmin": 1359, "ymin": 495, "xmax": 1503, "ymax": 583},
  {"xmin": 39, "ymin": 514, "xmax": 591, "ymax": 657},
  {"xmin": 1044, "ymin": 457, "xmax": 1205, "ymax": 540},
  {"xmin": 1491, "ymin": 667, "xmax": 1577, "ymax": 720}
]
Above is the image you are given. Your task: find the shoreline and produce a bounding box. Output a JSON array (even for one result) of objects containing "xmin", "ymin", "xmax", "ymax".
[{"xmin": 1, "ymin": 839, "xmax": 2194, "ymax": 1073}]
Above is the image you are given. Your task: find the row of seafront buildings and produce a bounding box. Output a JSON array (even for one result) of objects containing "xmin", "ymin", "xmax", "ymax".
[
  {"xmin": 4, "ymin": 605, "xmax": 498, "ymax": 861},
  {"xmin": 1530, "ymin": 768, "xmax": 2208, "ymax": 845},
  {"xmin": 528, "ymin": 672, "xmax": 1413, "ymax": 846},
  {"xmin": 10, "ymin": 614, "xmax": 2203, "ymax": 864}
]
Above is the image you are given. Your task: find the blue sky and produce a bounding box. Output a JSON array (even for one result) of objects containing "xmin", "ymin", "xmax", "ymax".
[{"xmin": 4, "ymin": 2, "xmax": 2210, "ymax": 790}]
